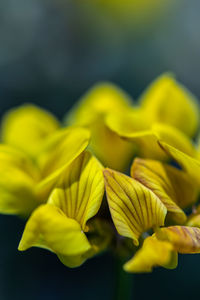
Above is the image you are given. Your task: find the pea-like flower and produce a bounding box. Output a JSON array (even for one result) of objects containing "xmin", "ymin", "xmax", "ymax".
[
  {"xmin": 18, "ymin": 151, "xmax": 111, "ymax": 267},
  {"xmin": 1, "ymin": 74, "xmax": 200, "ymax": 276}
]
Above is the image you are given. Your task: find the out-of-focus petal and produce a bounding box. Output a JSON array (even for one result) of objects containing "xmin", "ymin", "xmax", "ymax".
[
  {"xmin": 48, "ymin": 151, "xmax": 104, "ymax": 231},
  {"xmin": 66, "ymin": 82, "xmax": 132, "ymax": 126},
  {"xmin": 105, "ymin": 108, "xmax": 150, "ymax": 135},
  {"xmin": 106, "ymin": 118, "xmax": 196, "ymax": 160},
  {"xmin": 1, "ymin": 104, "xmax": 60, "ymax": 157},
  {"xmin": 0, "ymin": 145, "xmax": 40, "ymax": 216},
  {"xmin": 89, "ymin": 122, "xmax": 134, "ymax": 171},
  {"xmin": 0, "ymin": 167, "xmax": 38, "ymax": 217},
  {"xmin": 103, "ymin": 168, "xmax": 167, "ymax": 245},
  {"xmin": 156, "ymin": 226, "xmax": 200, "ymax": 253},
  {"xmin": 65, "ymin": 83, "xmax": 134, "ymax": 171},
  {"xmin": 124, "ymin": 235, "xmax": 177, "ymax": 273},
  {"xmin": 131, "ymin": 158, "xmax": 198, "ymax": 222},
  {"xmin": 140, "ymin": 74, "xmax": 199, "ymax": 137}
]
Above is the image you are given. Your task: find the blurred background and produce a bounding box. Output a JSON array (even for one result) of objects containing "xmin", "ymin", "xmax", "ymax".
[{"xmin": 0, "ymin": 0, "xmax": 200, "ymax": 299}]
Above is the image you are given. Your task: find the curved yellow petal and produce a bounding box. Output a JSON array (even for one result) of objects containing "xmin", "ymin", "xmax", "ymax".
[
  {"xmin": 131, "ymin": 158, "xmax": 198, "ymax": 222},
  {"xmin": 65, "ymin": 83, "xmax": 134, "ymax": 171},
  {"xmin": 58, "ymin": 252, "xmax": 92, "ymax": 268},
  {"xmin": 36, "ymin": 127, "xmax": 90, "ymax": 197},
  {"xmin": 124, "ymin": 235, "xmax": 177, "ymax": 273},
  {"xmin": 103, "ymin": 168, "xmax": 167, "ymax": 245},
  {"xmin": 0, "ymin": 144, "xmax": 39, "ymax": 180},
  {"xmin": 0, "ymin": 167, "xmax": 38, "ymax": 217},
  {"xmin": 0, "ymin": 145, "xmax": 40, "ymax": 216},
  {"xmin": 58, "ymin": 218, "xmax": 113, "ymax": 268},
  {"xmin": 89, "ymin": 122, "xmax": 134, "ymax": 171},
  {"xmin": 1, "ymin": 104, "xmax": 60, "ymax": 156},
  {"xmin": 152, "ymin": 123, "xmax": 196, "ymax": 157},
  {"xmin": 18, "ymin": 204, "xmax": 91, "ymax": 256},
  {"xmin": 140, "ymin": 73, "xmax": 199, "ymax": 137},
  {"xmin": 66, "ymin": 82, "xmax": 132, "ymax": 126},
  {"xmin": 48, "ymin": 151, "xmax": 104, "ymax": 230},
  {"xmin": 159, "ymin": 141, "xmax": 200, "ymax": 186},
  {"xmin": 105, "ymin": 108, "xmax": 150, "ymax": 135},
  {"xmin": 106, "ymin": 118, "xmax": 196, "ymax": 160},
  {"xmin": 156, "ymin": 226, "xmax": 200, "ymax": 253}
]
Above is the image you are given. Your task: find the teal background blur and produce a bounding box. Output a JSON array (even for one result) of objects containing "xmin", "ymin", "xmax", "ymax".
[{"xmin": 1, "ymin": 0, "xmax": 200, "ymax": 299}]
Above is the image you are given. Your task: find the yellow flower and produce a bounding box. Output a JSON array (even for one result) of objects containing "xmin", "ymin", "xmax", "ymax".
[
  {"xmin": 2, "ymin": 74, "xmax": 200, "ymax": 273},
  {"xmin": 18, "ymin": 151, "xmax": 111, "ymax": 267},
  {"xmin": 0, "ymin": 105, "xmax": 90, "ymax": 217}
]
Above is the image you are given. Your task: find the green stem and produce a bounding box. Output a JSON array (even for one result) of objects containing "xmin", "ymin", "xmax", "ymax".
[{"xmin": 114, "ymin": 257, "xmax": 134, "ymax": 300}]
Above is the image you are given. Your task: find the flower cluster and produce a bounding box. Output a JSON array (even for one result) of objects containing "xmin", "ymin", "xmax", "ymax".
[{"xmin": 1, "ymin": 73, "xmax": 200, "ymax": 272}]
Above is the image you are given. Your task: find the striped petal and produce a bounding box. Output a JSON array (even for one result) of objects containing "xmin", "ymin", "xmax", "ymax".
[
  {"xmin": 103, "ymin": 168, "xmax": 167, "ymax": 245},
  {"xmin": 1, "ymin": 104, "xmax": 60, "ymax": 157},
  {"xmin": 36, "ymin": 127, "xmax": 90, "ymax": 197},
  {"xmin": 159, "ymin": 141, "xmax": 200, "ymax": 186},
  {"xmin": 124, "ymin": 235, "xmax": 177, "ymax": 273},
  {"xmin": 48, "ymin": 151, "xmax": 104, "ymax": 230},
  {"xmin": 131, "ymin": 158, "xmax": 198, "ymax": 222},
  {"xmin": 18, "ymin": 204, "xmax": 91, "ymax": 257},
  {"xmin": 140, "ymin": 73, "xmax": 199, "ymax": 137},
  {"xmin": 156, "ymin": 226, "xmax": 200, "ymax": 253}
]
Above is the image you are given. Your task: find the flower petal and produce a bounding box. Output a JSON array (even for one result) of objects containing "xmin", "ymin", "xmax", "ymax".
[
  {"xmin": 103, "ymin": 168, "xmax": 167, "ymax": 245},
  {"xmin": 36, "ymin": 127, "xmax": 90, "ymax": 197},
  {"xmin": 187, "ymin": 215, "xmax": 200, "ymax": 228},
  {"xmin": 131, "ymin": 158, "xmax": 197, "ymax": 222},
  {"xmin": 106, "ymin": 118, "xmax": 196, "ymax": 160},
  {"xmin": 0, "ymin": 145, "xmax": 40, "ymax": 216},
  {"xmin": 58, "ymin": 218, "xmax": 113, "ymax": 268},
  {"xmin": 159, "ymin": 141, "xmax": 200, "ymax": 186},
  {"xmin": 140, "ymin": 73, "xmax": 199, "ymax": 137},
  {"xmin": 89, "ymin": 122, "xmax": 134, "ymax": 171},
  {"xmin": 105, "ymin": 108, "xmax": 150, "ymax": 136},
  {"xmin": 0, "ymin": 167, "xmax": 38, "ymax": 217},
  {"xmin": 65, "ymin": 83, "xmax": 134, "ymax": 171},
  {"xmin": 18, "ymin": 204, "xmax": 91, "ymax": 256},
  {"xmin": 65, "ymin": 82, "xmax": 132, "ymax": 126},
  {"xmin": 124, "ymin": 235, "xmax": 177, "ymax": 273},
  {"xmin": 48, "ymin": 151, "xmax": 104, "ymax": 230},
  {"xmin": 1, "ymin": 104, "xmax": 60, "ymax": 157},
  {"xmin": 156, "ymin": 226, "xmax": 200, "ymax": 253}
]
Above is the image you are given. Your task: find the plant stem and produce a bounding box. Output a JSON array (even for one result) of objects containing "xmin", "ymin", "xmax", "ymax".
[{"xmin": 114, "ymin": 257, "xmax": 134, "ymax": 300}]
